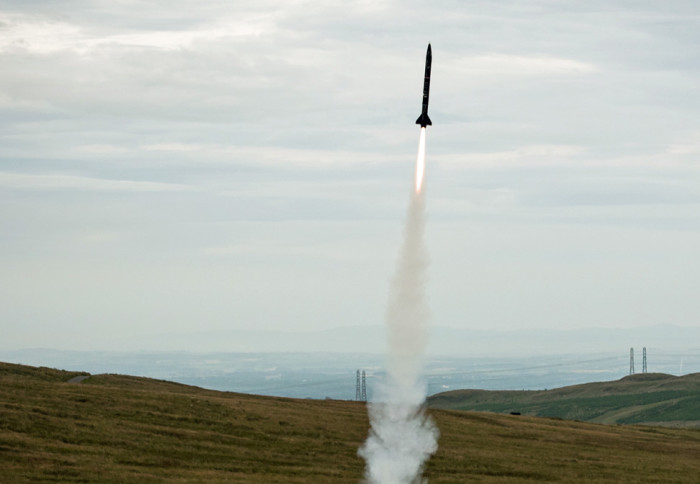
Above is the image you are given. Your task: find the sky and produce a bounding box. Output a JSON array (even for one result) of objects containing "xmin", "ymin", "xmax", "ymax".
[{"xmin": 2, "ymin": 1, "xmax": 700, "ymax": 351}]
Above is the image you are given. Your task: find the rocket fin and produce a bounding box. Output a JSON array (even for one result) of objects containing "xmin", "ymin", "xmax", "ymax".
[{"xmin": 415, "ymin": 114, "xmax": 432, "ymax": 127}]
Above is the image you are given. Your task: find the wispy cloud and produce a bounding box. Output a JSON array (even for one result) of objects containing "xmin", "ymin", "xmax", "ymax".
[
  {"xmin": 0, "ymin": 172, "xmax": 194, "ymax": 192},
  {"xmin": 141, "ymin": 143, "xmax": 405, "ymax": 166},
  {"xmin": 0, "ymin": 12, "xmax": 276, "ymax": 54},
  {"xmin": 668, "ymin": 131, "xmax": 700, "ymax": 155},
  {"xmin": 444, "ymin": 53, "xmax": 597, "ymax": 78},
  {"xmin": 434, "ymin": 144, "xmax": 585, "ymax": 168}
]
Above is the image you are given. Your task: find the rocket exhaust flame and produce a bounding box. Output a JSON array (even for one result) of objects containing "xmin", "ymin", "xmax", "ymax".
[{"xmin": 359, "ymin": 127, "xmax": 438, "ymax": 483}]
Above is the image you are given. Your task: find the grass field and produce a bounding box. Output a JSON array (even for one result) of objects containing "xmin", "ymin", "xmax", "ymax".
[
  {"xmin": 2, "ymin": 362, "xmax": 700, "ymax": 482},
  {"xmin": 428, "ymin": 372, "xmax": 700, "ymax": 427}
]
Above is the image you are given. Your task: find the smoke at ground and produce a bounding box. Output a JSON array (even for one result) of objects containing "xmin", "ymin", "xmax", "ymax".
[{"xmin": 360, "ymin": 128, "xmax": 438, "ymax": 483}]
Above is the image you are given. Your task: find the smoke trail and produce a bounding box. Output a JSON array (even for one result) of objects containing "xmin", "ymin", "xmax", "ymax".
[{"xmin": 359, "ymin": 127, "xmax": 438, "ymax": 483}]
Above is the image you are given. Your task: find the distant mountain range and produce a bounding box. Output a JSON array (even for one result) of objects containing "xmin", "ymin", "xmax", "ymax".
[{"xmin": 130, "ymin": 324, "xmax": 700, "ymax": 355}]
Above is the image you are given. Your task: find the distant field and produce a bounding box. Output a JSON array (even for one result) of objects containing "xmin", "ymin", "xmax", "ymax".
[
  {"xmin": 428, "ymin": 372, "xmax": 700, "ymax": 427},
  {"xmin": 2, "ymin": 362, "xmax": 700, "ymax": 482}
]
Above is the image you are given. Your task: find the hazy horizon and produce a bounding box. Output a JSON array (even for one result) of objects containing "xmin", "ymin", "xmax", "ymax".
[{"xmin": 2, "ymin": 324, "xmax": 699, "ymax": 357}]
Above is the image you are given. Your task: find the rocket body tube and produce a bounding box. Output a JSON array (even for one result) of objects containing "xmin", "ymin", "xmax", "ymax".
[{"xmin": 416, "ymin": 44, "xmax": 432, "ymax": 127}]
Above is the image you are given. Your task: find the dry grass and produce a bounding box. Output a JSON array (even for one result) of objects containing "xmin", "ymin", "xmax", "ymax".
[{"xmin": 2, "ymin": 362, "xmax": 700, "ymax": 482}]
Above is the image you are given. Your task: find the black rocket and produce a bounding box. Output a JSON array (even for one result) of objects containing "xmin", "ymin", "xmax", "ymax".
[{"xmin": 416, "ymin": 43, "xmax": 432, "ymax": 127}]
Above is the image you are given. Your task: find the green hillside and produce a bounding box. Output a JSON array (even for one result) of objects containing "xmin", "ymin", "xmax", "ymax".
[
  {"xmin": 428, "ymin": 372, "xmax": 700, "ymax": 426},
  {"xmin": 2, "ymin": 362, "xmax": 700, "ymax": 482}
]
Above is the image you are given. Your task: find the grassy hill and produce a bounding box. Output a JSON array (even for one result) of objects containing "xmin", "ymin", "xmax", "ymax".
[
  {"xmin": 1, "ymin": 362, "xmax": 700, "ymax": 482},
  {"xmin": 428, "ymin": 372, "xmax": 700, "ymax": 427}
]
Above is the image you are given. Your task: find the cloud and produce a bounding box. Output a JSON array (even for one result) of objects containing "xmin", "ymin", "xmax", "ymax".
[
  {"xmin": 445, "ymin": 53, "xmax": 597, "ymax": 78},
  {"xmin": 0, "ymin": 11, "xmax": 276, "ymax": 55},
  {"xmin": 667, "ymin": 131, "xmax": 700, "ymax": 155},
  {"xmin": 434, "ymin": 144, "xmax": 585, "ymax": 168},
  {"xmin": 0, "ymin": 172, "xmax": 194, "ymax": 192},
  {"xmin": 141, "ymin": 143, "xmax": 404, "ymax": 167},
  {"xmin": 78, "ymin": 145, "xmax": 132, "ymax": 157},
  {"xmin": 0, "ymin": 14, "xmax": 82, "ymax": 54}
]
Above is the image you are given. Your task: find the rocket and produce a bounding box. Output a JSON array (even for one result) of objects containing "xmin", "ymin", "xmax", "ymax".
[{"xmin": 416, "ymin": 43, "xmax": 432, "ymax": 127}]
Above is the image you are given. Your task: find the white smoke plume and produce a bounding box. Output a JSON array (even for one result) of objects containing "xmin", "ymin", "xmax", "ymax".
[{"xmin": 359, "ymin": 128, "xmax": 438, "ymax": 483}]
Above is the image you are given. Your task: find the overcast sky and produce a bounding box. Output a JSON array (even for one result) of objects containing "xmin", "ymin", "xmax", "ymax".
[{"xmin": 2, "ymin": 1, "xmax": 700, "ymax": 351}]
